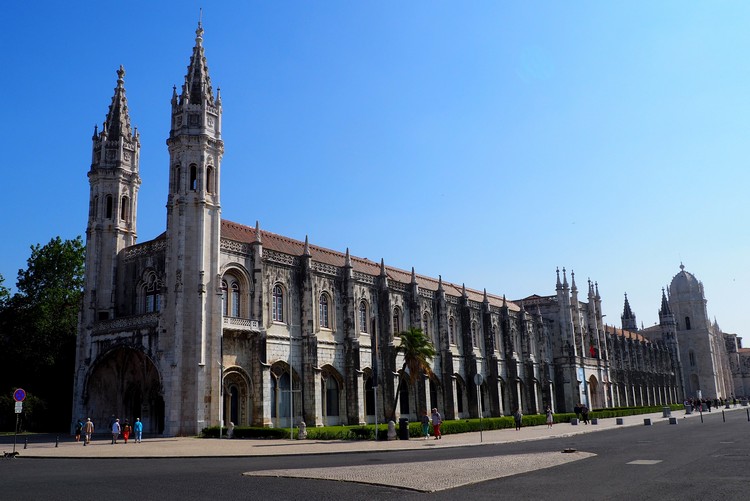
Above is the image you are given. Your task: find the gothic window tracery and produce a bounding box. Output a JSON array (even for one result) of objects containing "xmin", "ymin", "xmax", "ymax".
[
  {"xmin": 142, "ymin": 272, "xmax": 163, "ymax": 313},
  {"xmin": 319, "ymin": 292, "xmax": 331, "ymax": 329},
  {"xmin": 359, "ymin": 301, "xmax": 368, "ymax": 333},
  {"xmin": 392, "ymin": 307, "xmax": 402, "ymax": 337}
]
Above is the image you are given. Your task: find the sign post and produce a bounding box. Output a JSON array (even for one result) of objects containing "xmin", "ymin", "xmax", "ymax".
[{"xmin": 13, "ymin": 389, "xmax": 26, "ymax": 455}]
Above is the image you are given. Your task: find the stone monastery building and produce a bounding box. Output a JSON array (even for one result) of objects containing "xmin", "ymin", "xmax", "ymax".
[{"xmin": 73, "ymin": 24, "xmax": 742, "ymax": 436}]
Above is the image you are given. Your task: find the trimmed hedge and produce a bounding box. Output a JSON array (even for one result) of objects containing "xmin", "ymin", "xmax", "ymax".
[{"xmin": 200, "ymin": 404, "xmax": 686, "ymax": 439}]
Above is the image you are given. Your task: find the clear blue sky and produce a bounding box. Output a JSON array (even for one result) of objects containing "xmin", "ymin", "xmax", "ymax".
[{"xmin": 2, "ymin": 1, "xmax": 748, "ymax": 334}]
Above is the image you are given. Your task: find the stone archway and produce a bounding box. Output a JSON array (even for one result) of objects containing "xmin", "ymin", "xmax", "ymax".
[
  {"xmin": 84, "ymin": 347, "xmax": 163, "ymax": 435},
  {"xmin": 223, "ymin": 368, "xmax": 252, "ymax": 427}
]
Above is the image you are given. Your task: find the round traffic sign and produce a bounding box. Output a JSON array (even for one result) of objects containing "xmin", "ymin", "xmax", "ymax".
[{"xmin": 13, "ymin": 388, "xmax": 26, "ymax": 402}]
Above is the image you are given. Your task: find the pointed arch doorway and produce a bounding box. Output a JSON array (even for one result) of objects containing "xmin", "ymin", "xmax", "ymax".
[{"xmin": 84, "ymin": 347, "xmax": 163, "ymax": 435}]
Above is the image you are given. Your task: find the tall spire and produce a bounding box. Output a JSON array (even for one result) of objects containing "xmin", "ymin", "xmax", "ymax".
[
  {"xmin": 621, "ymin": 293, "xmax": 638, "ymax": 331},
  {"xmin": 103, "ymin": 65, "xmax": 134, "ymax": 142},
  {"xmin": 659, "ymin": 288, "xmax": 672, "ymax": 316},
  {"xmin": 180, "ymin": 21, "xmax": 215, "ymax": 106}
]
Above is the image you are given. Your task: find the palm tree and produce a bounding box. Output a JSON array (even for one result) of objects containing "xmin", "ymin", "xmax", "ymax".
[{"xmin": 390, "ymin": 327, "xmax": 436, "ymax": 421}]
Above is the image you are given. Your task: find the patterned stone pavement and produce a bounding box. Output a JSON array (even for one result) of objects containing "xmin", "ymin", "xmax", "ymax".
[{"xmin": 243, "ymin": 451, "xmax": 596, "ymax": 492}]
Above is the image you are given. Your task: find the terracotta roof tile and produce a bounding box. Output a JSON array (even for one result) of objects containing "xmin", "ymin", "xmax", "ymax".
[{"xmin": 221, "ymin": 219, "xmax": 519, "ymax": 311}]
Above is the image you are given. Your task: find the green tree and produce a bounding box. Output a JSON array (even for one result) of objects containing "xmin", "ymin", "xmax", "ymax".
[
  {"xmin": 0, "ymin": 236, "xmax": 84, "ymax": 431},
  {"xmin": 0, "ymin": 273, "xmax": 9, "ymax": 306},
  {"xmin": 390, "ymin": 327, "xmax": 436, "ymax": 420}
]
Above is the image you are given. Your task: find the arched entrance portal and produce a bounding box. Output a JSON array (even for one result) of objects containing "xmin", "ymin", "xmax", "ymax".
[{"xmin": 84, "ymin": 347, "xmax": 163, "ymax": 435}]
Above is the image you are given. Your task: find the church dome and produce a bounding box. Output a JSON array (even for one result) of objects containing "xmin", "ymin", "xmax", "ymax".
[{"xmin": 669, "ymin": 264, "xmax": 704, "ymax": 299}]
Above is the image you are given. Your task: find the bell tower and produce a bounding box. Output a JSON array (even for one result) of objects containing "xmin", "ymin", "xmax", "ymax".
[
  {"xmin": 84, "ymin": 66, "xmax": 141, "ymax": 321},
  {"xmin": 163, "ymin": 22, "xmax": 224, "ymax": 434}
]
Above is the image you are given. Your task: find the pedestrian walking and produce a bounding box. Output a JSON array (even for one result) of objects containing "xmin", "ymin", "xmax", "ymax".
[
  {"xmin": 111, "ymin": 418, "xmax": 121, "ymax": 444},
  {"xmin": 83, "ymin": 418, "xmax": 94, "ymax": 446},
  {"xmin": 134, "ymin": 418, "xmax": 143, "ymax": 443},
  {"xmin": 513, "ymin": 407, "xmax": 523, "ymax": 430},
  {"xmin": 122, "ymin": 420, "xmax": 132, "ymax": 444},
  {"xmin": 581, "ymin": 405, "xmax": 590, "ymax": 424},
  {"xmin": 545, "ymin": 406, "xmax": 554, "ymax": 428},
  {"xmin": 75, "ymin": 419, "xmax": 83, "ymax": 442},
  {"xmin": 431, "ymin": 408, "xmax": 442, "ymax": 440},
  {"xmin": 420, "ymin": 410, "xmax": 430, "ymax": 439}
]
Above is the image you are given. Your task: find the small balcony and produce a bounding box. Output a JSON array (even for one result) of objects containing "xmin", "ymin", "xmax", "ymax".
[{"xmin": 223, "ymin": 316, "xmax": 261, "ymax": 333}]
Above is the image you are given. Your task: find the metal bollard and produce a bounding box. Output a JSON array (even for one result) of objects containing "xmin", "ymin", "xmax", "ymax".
[
  {"xmin": 55, "ymin": 436, "xmax": 59, "ymax": 447},
  {"xmin": 722, "ymin": 411, "xmax": 725, "ymax": 423},
  {"xmin": 24, "ymin": 438, "xmax": 28, "ymax": 449}
]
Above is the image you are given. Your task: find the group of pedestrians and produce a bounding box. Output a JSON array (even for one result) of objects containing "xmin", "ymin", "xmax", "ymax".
[
  {"xmin": 420, "ymin": 408, "xmax": 443, "ymax": 439},
  {"xmin": 74, "ymin": 416, "xmax": 143, "ymax": 445},
  {"xmin": 685, "ymin": 396, "xmax": 743, "ymax": 413}
]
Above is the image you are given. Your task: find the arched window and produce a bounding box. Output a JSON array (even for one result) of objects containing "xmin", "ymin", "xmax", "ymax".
[
  {"xmin": 399, "ymin": 378, "xmax": 410, "ymax": 415},
  {"xmin": 231, "ymin": 282, "xmax": 240, "ymax": 317},
  {"xmin": 272, "ymin": 285, "xmax": 284, "ymax": 323},
  {"xmin": 685, "ymin": 317, "xmax": 691, "ymax": 330},
  {"xmin": 105, "ymin": 195, "xmax": 113, "ymax": 219},
  {"xmin": 365, "ymin": 377, "xmax": 375, "ymax": 416},
  {"xmin": 319, "ymin": 293, "xmax": 330, "ymax": 329},
  {"xmin": 359, "ymin": 301, "xmax": 368, "ymax": 333},
  {"xmin": 422, "ymin": 312, "xmax": 431, "ymax": 340},
  {"xmin": 221, "ymin": 280, "xmax": 228, "ymax": 316},
  {"xmin": 173, "ymin": 165, "xmax": 181, "ymax": 192},
  {"xmin": 206, "ymin": 166, "xmax": 214, "ymax": 194},
  {"xmin": 189, "ymin": 164, "xmax": 198, "ymax": 191},
  {"xmin": 120, "ymin": 195, "xmax": 129, "ymax": 221},
  {"xmin": 449, "ymin": 317, "xmax": 456, "ymax": 345},
  {"xmin": 392, "ymin": 307, "xmax": 401, "ymax": 336},
  {"xmin": 93, "ymin": 195, "xmax": 99, "ymax": 218},
  {"xmin": 143, "ymin": 272, "xmax": 162, "ymax": 313},
  {"xmin": 471, "ymin": 321, "xmax": 479, "ymax": 348},
  {"xmin": 324, "ymin": 375, "xmax": 339, "ymax": 417},
  {"xmin": 689, "ymin": 350, "xmax": 696, "ymax": 367}
]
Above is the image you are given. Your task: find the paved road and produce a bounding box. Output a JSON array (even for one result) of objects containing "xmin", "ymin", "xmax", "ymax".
[{"xmin": 1, "ymin": 406, "xmax": 749, "ymax": 500}]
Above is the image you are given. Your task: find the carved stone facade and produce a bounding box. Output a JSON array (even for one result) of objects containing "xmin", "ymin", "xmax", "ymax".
[{"xmin": 73, "ymin": 24, "xmax": 689, "ymax": 436}]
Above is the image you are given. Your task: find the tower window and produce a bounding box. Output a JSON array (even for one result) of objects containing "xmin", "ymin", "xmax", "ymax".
[
  {"xmin": 105, "ymin": 195, "xmax": 113, "ymax": 219},
  {"xmin": 685, "ymin": 317, "xmax": 691, "ymax": 330},
  {"xmin": 120, "ymin": 196, "xmax": 129, "ymax": 221},
  {"xmin": 189, "ymin": 164, "xmax": 198, "ymax": 191},
  {"xmin": 173, "ymin": 165, "xmax": 181, "ymax": 192},
  {"xmin": 206, "ymin": 166, "xmax": 214, "ymax": 194},
  {"xmin": 93, "ymin": 196, "xmax": 99, "ymax": 218},
  {"xmin": 689, "ymin": 350, "xmax": 696, "ymax": 367}
]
